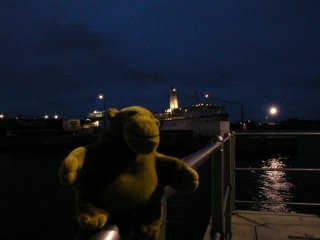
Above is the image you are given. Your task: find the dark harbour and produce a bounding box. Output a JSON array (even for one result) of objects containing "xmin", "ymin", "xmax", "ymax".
[{"xmin": 0, "ymin": 135, "xmax": 319, "ymax": 240}]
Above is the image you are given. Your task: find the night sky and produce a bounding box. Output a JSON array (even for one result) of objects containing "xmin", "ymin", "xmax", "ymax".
[{"xmin": 1, "ymin": 1, "xmax": 319, "ymax": 122}]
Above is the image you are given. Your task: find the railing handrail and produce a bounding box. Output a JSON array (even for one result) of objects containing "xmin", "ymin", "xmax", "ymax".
[
  {"xmin": 236, "ymin": 200, "xmax": 320, "ymax": 207},
  {"xmin": 182, "ymin": 134, "xmax": 231, "ymax": 169},
  {"xmin": 183, "ymin": 141, "xmax": 221, "ymax": 169},
  {"xmin": 90, "ymin": 225, "xmax": 121, "ymax": 240},
  {"xmin": 235, "ymin": 131, "xmax": 320, "ymax": 136},
  {"xmin": 235, "ymin": 167, "xmax": 320, "ymax": 171}
]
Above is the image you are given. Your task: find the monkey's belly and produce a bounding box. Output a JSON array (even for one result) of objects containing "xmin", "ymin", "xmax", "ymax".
[{"xmin": 95, "ymin": 173, "xmax": 158, "ymax": 211}]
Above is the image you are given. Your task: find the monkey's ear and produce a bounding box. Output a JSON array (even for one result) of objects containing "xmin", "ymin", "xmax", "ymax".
[{"xmin": 106, "ymin": 108, "xmax": 119, "ymax": 121}]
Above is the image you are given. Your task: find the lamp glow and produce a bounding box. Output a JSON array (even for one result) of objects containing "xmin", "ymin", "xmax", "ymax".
[
  {"xmin": 98, "ymin": 93, "xmax": 106, "ymax": 128},
  {"xmin": 269, "ymin": 107, "xmax": 277, "ymax": 115}
]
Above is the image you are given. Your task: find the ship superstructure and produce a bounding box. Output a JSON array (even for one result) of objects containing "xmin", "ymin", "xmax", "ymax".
[
  {"xmin": 169, "ymin": 87, "xmax": 179, "ymax": 110},
  {"xmin": 155, "ymin": 88, "xmax": 230, "ymax": 136}
]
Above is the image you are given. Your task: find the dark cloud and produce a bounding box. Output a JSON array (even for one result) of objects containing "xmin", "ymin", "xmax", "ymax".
[
  {"xmin": 37, "ymin": 24, "xmax": 112, "ymax": 53},
  {"xmin": 0, "ymin": 20, "xmax": 127, "ymax": 117},
  {"xmin": 126, "ymin": 68, "xmax": 168, "ymax": 85},
  {"xmin": 285, "ymin": 76, "xmax": 320, "ymax": 91}
]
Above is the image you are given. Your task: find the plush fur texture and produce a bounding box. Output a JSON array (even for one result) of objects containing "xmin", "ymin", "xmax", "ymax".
[{"xmin": 58, "ymin": 106, "xmax": 199, "ymax": 239}]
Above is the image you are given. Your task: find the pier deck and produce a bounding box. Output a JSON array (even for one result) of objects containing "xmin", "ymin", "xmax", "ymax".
[{"xmin": 204, "ymin": 210, "xmax": 320, "ymax": 240}]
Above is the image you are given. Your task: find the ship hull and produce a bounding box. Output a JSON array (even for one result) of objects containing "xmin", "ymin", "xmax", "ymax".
[{"xmin": 160, "ymin": 116, "xmax": 230, "ymax": 137}]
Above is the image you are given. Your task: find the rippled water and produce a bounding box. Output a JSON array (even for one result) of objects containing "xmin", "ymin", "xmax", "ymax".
[
  {"xmin": 236, "ymin": 136, "xmax": 320, "ymax": 214},
  {"xmin": 253, "ymin": 155, "xmax": 294, "ymax": 212}
]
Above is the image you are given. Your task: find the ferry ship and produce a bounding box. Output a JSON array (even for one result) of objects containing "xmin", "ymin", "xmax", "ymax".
[{"xmin": 155, "ymin": 88, "xmax": 230, "ymax": 136}]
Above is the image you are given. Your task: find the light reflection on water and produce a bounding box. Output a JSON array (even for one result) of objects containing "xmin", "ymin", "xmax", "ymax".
[{"xmin": 253, "ymin": 155, "xmax": 295, "ymax": 212}]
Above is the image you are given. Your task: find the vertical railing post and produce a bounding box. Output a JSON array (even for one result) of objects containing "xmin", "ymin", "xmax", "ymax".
[
  {"xmin": 211, "ymin": 137, "xmax": 225, "ymax": 239},
  {"xmin": 158, "ymin": 197, "xmax": 167, "ymax": 240},
  {"xmin": 230, "ymin": 132, "xmax": 236, "ymax": 211},
  {"xmin": 224, "ymin": 135, "xmax": 232, "ymax": 239}
]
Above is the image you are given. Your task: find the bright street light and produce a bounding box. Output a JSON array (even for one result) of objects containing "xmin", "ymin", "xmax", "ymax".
[
  {"xmin": 44, "ymin": 115, "xmax": 49, "ymax": 119},
  {"xmin": 269, "ymin": 106, "xmax": 278, "ymax": 115},
  {"xmin": 54, "ymin": 115, "xmax": 59, "ymax": 119},
  {"xmin": 98, "ymin": 94, "xmax": 106, "ymax": 128},
  {"xmin": 0, "ymin": 114, "xmax": 4, "ymax": 119},
  {"xmin": 265, "ymin": 106, "xmax": 279, "ymax": 125}
]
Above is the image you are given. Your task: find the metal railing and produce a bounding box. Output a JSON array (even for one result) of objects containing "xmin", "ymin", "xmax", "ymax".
[
  {"xmin": 160, "ymin": 135, "xmax": 235, "ymax": 240},
  {"xmin": 209, "ymin": 134, "xmax": 235, "ymax": 240}
]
